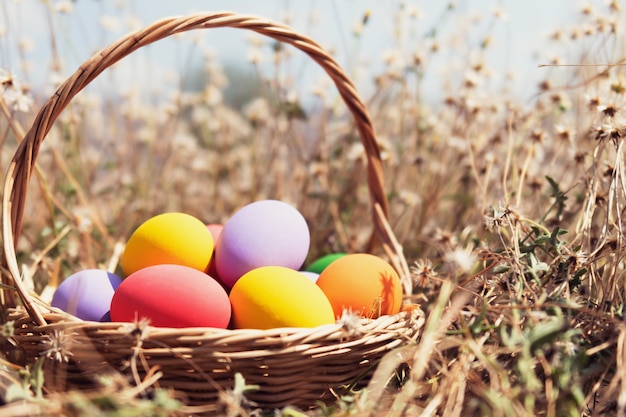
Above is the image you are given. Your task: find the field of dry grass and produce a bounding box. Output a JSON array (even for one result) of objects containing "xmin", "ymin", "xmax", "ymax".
[{"xmin": 1, "ymin": 1, "xmax": 626, "ymax": 416}]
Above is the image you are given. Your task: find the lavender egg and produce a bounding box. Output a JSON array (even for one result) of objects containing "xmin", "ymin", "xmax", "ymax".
[
  {"xmin": 51, "ymin": 269, "xmax": 122, "ymax": 321},
  {"xmin": 216, "ymin": 200, "xmax": 310, "ymax": 288}
]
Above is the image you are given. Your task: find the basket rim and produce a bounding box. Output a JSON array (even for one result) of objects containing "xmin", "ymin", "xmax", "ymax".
[
  {"xmin": 1, "ymin": 11, "xmax": 413, "ymax": 328},
  {"xmin": 7, "ymin": 303, "xmax": 424, "ymax": 339}
]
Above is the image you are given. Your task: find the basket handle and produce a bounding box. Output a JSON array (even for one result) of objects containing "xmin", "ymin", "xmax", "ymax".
[{"xmin": 2, "ymin": 12, "xmax": 409, "ymax": 326}]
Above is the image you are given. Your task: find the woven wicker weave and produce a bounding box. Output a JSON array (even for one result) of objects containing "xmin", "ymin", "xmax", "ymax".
[{"xmin": 0, "ymin": 12, "xmax": 423, "ymax": 410}]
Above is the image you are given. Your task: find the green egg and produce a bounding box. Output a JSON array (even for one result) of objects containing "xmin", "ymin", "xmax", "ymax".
[{"xmin": 306, "ymin": 253, "xmax": 347, "ymax": 274}]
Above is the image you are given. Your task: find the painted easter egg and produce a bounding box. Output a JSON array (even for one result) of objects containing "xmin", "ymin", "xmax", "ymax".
[
  {"xmin": 110, "ymin": 264, "xmax": 231, "ymax": 328},
  {"xmin": 120, "ymin": 212, "xmax": 214, "ymax": 277},
  {"xmin": 206, "ymin": 223, "xmax": 224, "ymax": 282},
  {"xmin": 316, "ymin": 253, "xmax": 403, "ymax": 319},
  {"xmin": 207, "ymin": 223, "xmax": 224, "ymax": 241},
  {"xmin": 306, "ymin": 253, "xmax": 347, "ymax": 274},
  {"xmin": 229, "ymin": 266, "xmax": 335, "ymax": 329},
  {"xmin": 51, "ymin": 269, "xmax": 122, "ymax": 321},
  {"xmin": 299, "ymin": 271, "xmax": 320, "ymax": 283},
  {"xmin": 216, "ymin": 200, "xmax": 310, "ymax": 288}
]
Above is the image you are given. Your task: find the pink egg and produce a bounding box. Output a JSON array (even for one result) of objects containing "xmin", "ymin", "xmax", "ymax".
[
  {"xmin": 215, "ymin": 200, "xmax": 310, "ymax": 288},
  {"xmin": 206, "ymin": 223, "xmax": 224, "ymax": 283},
  {"xmin": 51, "ymin": 269, "xmax": 122, "ymax": 321},
  {"xmin": 110, "ymin": 264, "xmax": 231, "ymax": 328},
  {"xmin": 207, "ymin": 223, "xmax": 224, "ymax": 241}
]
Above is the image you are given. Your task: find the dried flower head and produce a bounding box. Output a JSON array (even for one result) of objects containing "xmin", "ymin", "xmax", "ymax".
[
  {"xmin": 1, "ymin": 69, "xmax": 33, "ymax": 112},
  {"xmin": 443, "ymin": 247, "xmax": 478, "ymax": 274},
  {"xmin": 242, "ymin": 97, "xmax": 270, "ymax": 125},
  {"xmin": 41, "ymin": 330, "xmax": 73, "ymax": 363},
  {"xmin": 587, "ymin": 95, "xmax": 601, "ymax": 108},
  {"xmin": 555, "ymin": 125, "xmax": 574, "ymax": 142},
  {"xmin": 574, "ymin": 151, "xmax": 586, "ymax": 165},
  {"xmin": 337, "ymin": 309, "xmax": 364, "ymax": 337},
  {"xmin": 530, "ymin": 129, "xmax": 545, "ymax": 143},
  {"xmin": 54, "ymin": 1, "xmax": 74, "ymax": 14},
  {"xmin": 432, "ymin": 228, "xmax": 457, "ymax": 248},
  {"xmin": 72, "ymin": 206, "xmax": 94, "ymax": 233},
  {"xmin": 594, "ymin": 122, "xmax": 626, "ymax": 143},
  {"xmin": 411, "ymin": 259, "xmax": 438, "ymax": 286},
  {"xmin": 484, "ymin": 203, "xmax": 520, "ymax": 232},
  {"xmin": 597, "ymin": 104, "xmax": 619, "ymax": 118},
  {"xmin": 122, "ymin": 316, "xmax": 152, "ymax": 343},
  {"xmin": 560, "ymin": 245, "xmax": 589, "ymax": 270}
]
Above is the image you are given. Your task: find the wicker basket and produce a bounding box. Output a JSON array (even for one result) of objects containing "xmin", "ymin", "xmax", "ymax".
[{"xmin": 0, "ymin": 12, "xmax": 424, "ymax": 410}]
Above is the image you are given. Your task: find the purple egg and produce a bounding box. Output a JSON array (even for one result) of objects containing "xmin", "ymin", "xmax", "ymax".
[
  {"xmin": 99, "ymin": 311, "xmax": 112, "ymax": 322},
  {"xmin": 216, "ymin": 200, "xmax": 310, "ymax": 288},
  {"xmin": 51, "ymin": 269, "xmax": 122, "ymax": 321}
]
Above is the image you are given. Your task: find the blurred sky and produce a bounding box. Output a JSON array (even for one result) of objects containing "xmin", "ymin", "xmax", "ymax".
[{"xmin": 1, "ymin": 0, "xmax": 623, "ymax": 102}]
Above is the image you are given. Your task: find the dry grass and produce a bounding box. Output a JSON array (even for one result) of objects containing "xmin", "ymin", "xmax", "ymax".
[{"xmin": 1, "ymin": 1, "xmax": 626, "ymax": 416}]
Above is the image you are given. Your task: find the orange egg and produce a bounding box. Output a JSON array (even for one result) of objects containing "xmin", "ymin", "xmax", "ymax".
[{"xmin": 316, "ymin": 253, "xmax": 403, "ymax": 319}]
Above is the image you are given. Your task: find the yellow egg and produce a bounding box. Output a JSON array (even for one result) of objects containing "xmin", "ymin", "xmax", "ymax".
[
  {"xmin": 229, "ymin": 266, "xmax": 335, "ymax": 329},
  {"xmin": 121, "ymin": 212, "xmax": 214, "ymax": 277}
]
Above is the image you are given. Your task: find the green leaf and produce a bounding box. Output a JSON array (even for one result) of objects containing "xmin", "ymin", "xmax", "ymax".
[
  {"xmin": 30, "ymin": 357, "xmax": 45, "ymax": 399},
  {"xmin": 493, "ymin": 264, "xmax": 511, "ymax": 274},
  {"xmin": 545, "ymin": 176, "xmax": 568, "ymax": 221},
  {"xmin": 526, "ymin": 319, "xmax": 568, "ymax": 352},
  {"xmin": 4, "ymin": 383, "xmax": 33, "ymax": 403}
]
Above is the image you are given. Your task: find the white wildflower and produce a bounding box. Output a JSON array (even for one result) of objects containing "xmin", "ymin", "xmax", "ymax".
[
  {"xmin": 353, "ymin": 21, "xmax": 365, "ymax": 37},
  {"xmin": 18, "ymin": 36, "xmax": 34, "ymax": 53},
  {"xmin": 492, "ymin": 6, "xmax": 508, "ymax": 21},
  {"xmin": 42, "ymin": 330, "xmax": 73, "ymax": 363},
  {"xmin": 346, "ymin": 143, "xmax": 365, "ymax": 162},
  {"xmin": 464, "ymin": 70, "xmax": 482, "ymax": 88},
  {"xmin": 311, "ymin": 76, "xmax": 331, "ymax": 100},
  {"xmin": 484, "ymin": 202, "xmax": 519, "ymax": 231},
  {"xmin": 206, "ymin": 63, "xmax": 228, "ymax": 89},
  {"xmin": 444, "ymin": 247, "xmax": 477, "ymax": 274},
  {"xmin": 172, "ymin": 132, "xmax": 197, "ymax": 152},
  {"xmin": 398, "ymin": 190, "xmax": 422, "ymax": 206},
  {"xmin": 99, "ymin": 15, "xmax": 120, "ymax": 32},
  {"xmin": 407, "ymin": 6, "xmax": 424, "ymax": 19},
  {"xmin": 126, "ymin": 16, "xmax": 143, "ymax": 31},
  {"xmin": 411, "ymin": 259, "xmax": 437, "ymax": 286},
  {"xmin": 243, "ymin": 97, "xmax": 270, "ymax": 125},
  {"xmin": 448, "ymin": 136, "xmax": 468, "ymax": 152},
  {"xmin": 560, "ymin": 245, "xmax": 589, "ymax": 268},
  {"xmin": 54, "ymin": 1, "xmax": 74, "ymax": 14},
  {"xmin": 337, "ymin": 309, "xmax": 364, "ymax": 336},
  {"xmin": 204, "ymin": 84, "xmax": 223, "ymax": 106},
  {"xmin": 245, "ymin": 33, "xmax": 265, "ymax": 48},
  {"xmin": 73, "ymin": 206, "xmax": 93, "ymax": 233},
  {"xmin": 247, "ymin": 47, "xmax": 262, "ymax": 65},
  {"xmin": 4, "ymin": 87, "xmax": 33, "ymax": 112},
  {"xmin": 206, "ymin": 117, "xmax": 222, "ymax": 132},
  {"xmin": 285, "ymin": 90, "xmax": 298, "ymax": 104},
  {"xmin": 2, "ymin": 74, "xmax": 33, "ymax": 113},
  {"xmin": 307, "ymin": 10, "xmax": 322, "ymax": 25}
]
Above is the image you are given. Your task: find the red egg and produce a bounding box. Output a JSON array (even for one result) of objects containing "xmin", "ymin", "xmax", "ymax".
[{"xmin": 110, "ymin": 264, "xmax": 231, "ymax": 328}]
